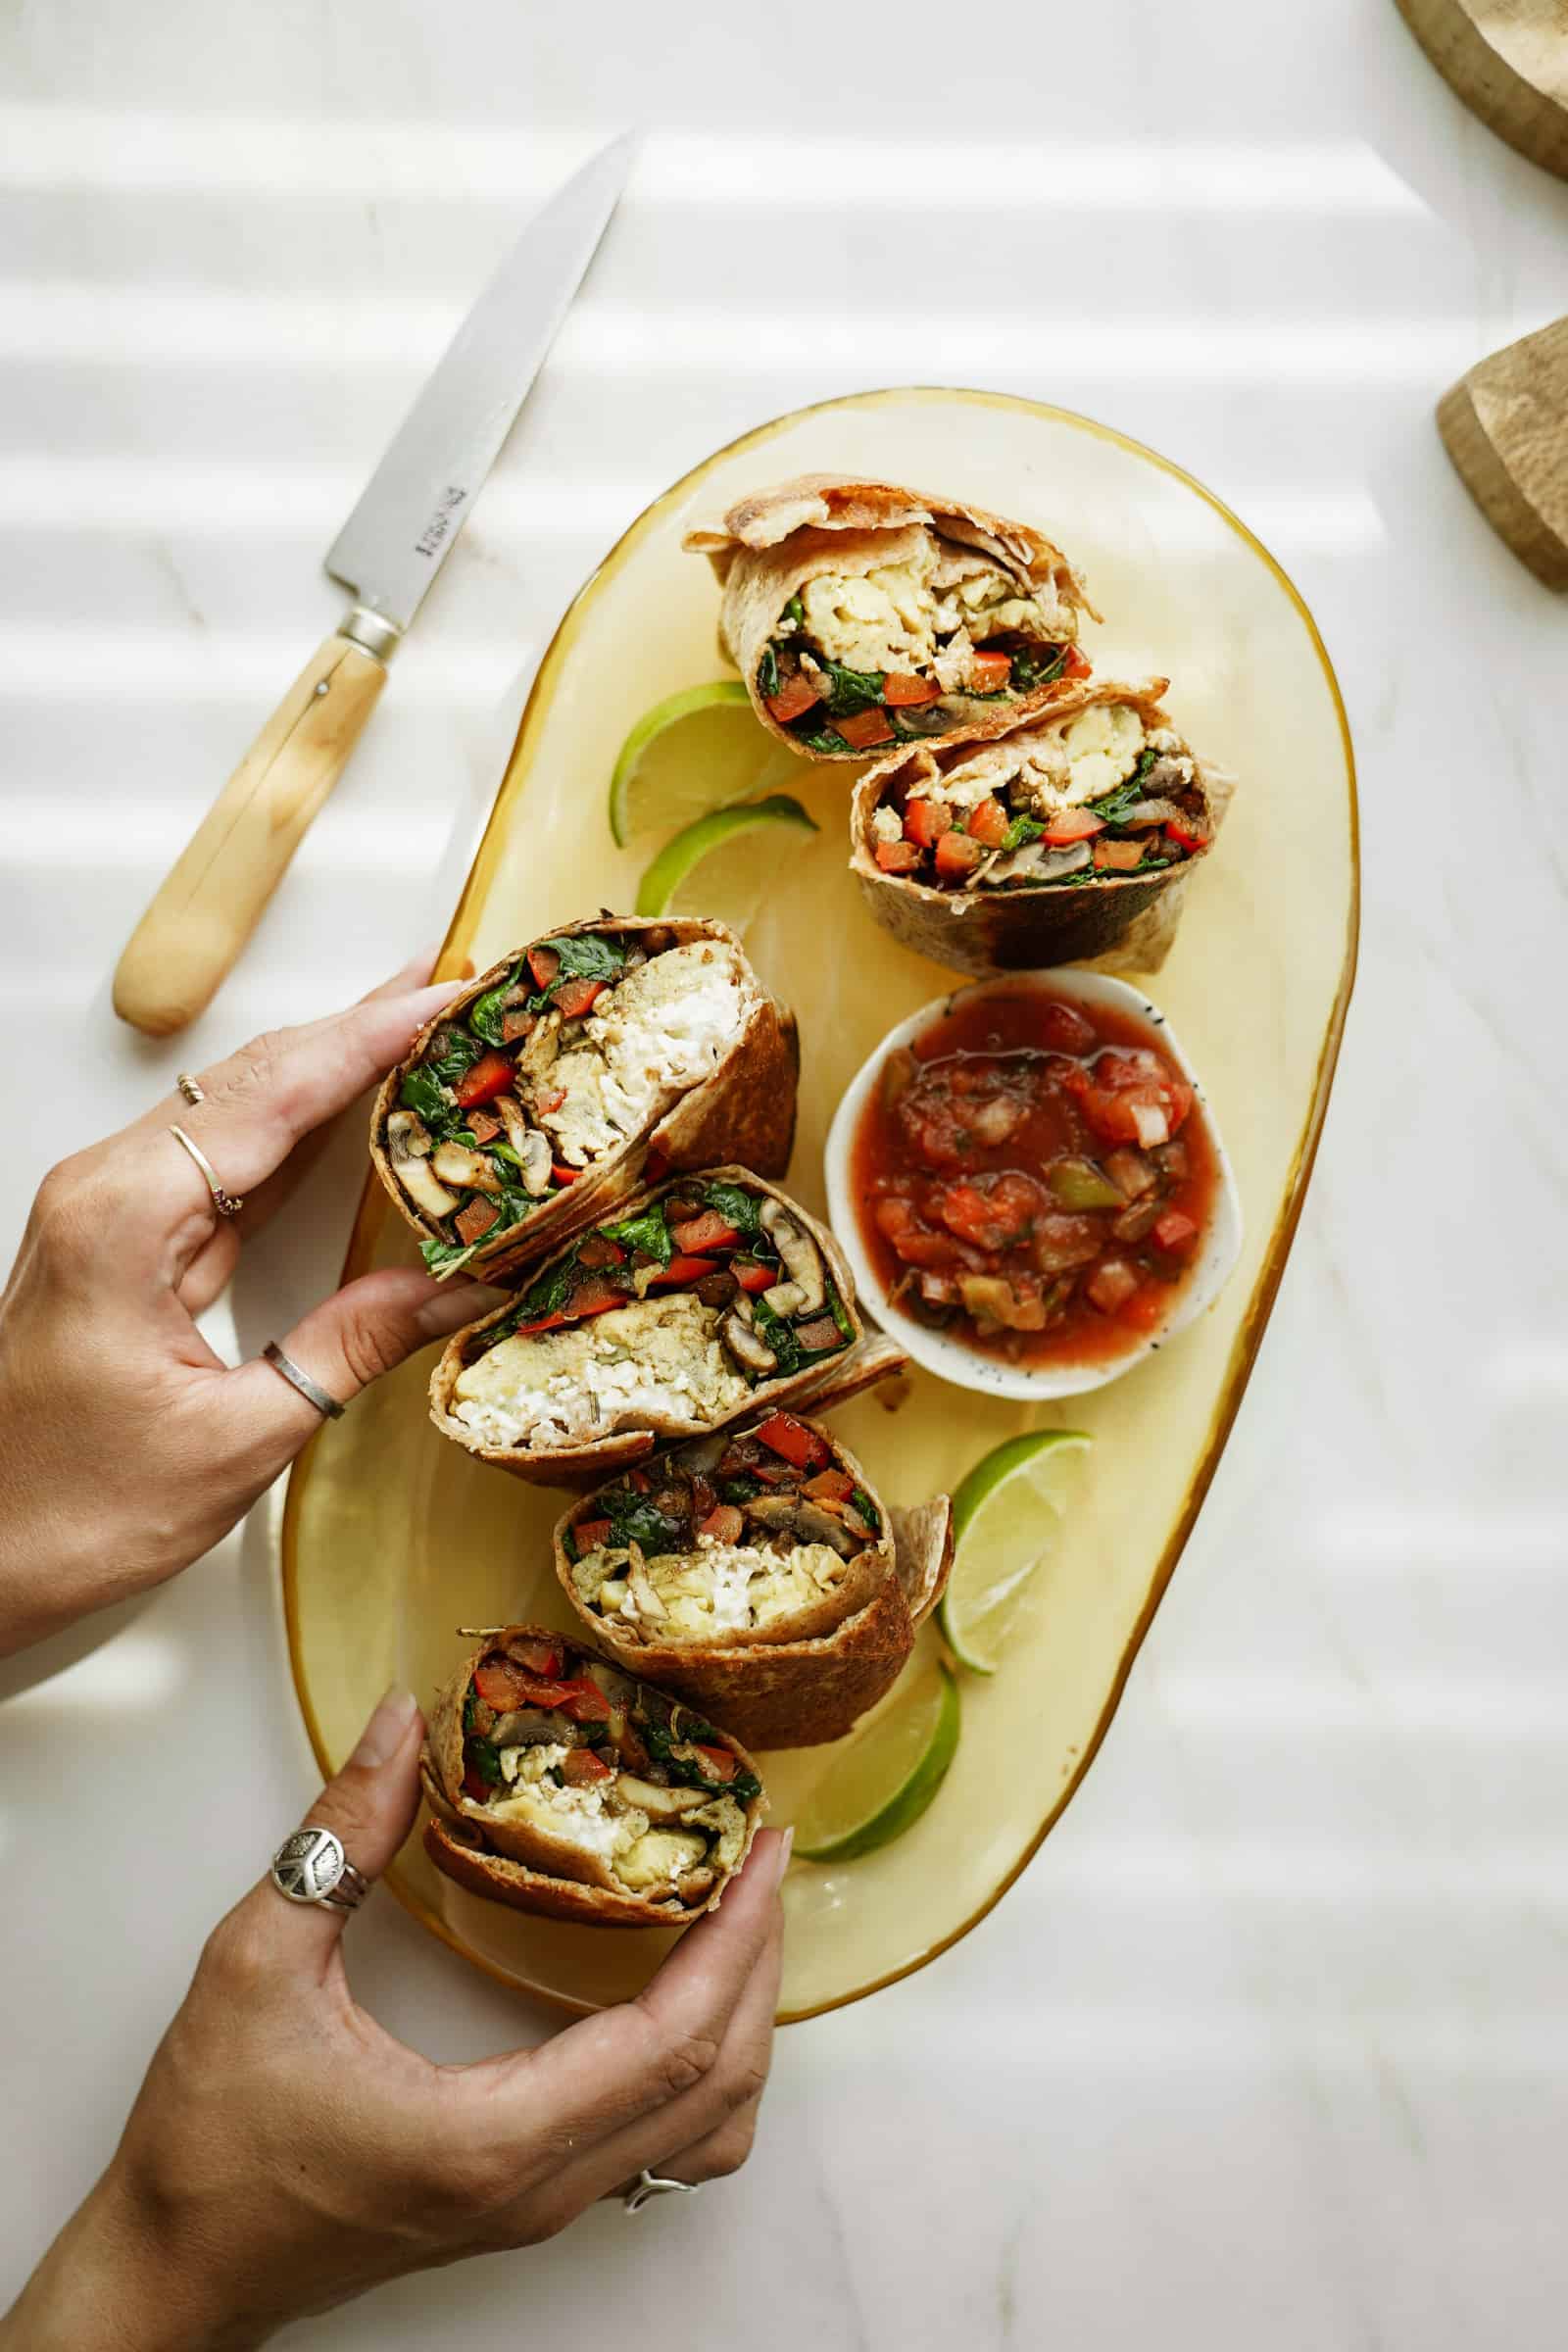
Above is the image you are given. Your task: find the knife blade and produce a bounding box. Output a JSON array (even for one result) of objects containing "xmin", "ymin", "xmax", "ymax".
[{"xmin": 112, "ymin": 133, "xmax": 634, "ymax": 1038}]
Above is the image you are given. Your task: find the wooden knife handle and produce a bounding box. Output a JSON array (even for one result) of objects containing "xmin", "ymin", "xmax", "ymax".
[{"xmin": 112, "ymin": 627, "xmax": 390, "ymax": 1037}]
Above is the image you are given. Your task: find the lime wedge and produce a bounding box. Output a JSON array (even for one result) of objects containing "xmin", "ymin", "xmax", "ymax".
[
  {"xmin": 792, "ymin": 1653, "xmax": 960, "ymax": 1863},
  {"xmin": 938, "ymin": 1429, "xmax": 1093, "ymax": 1675},
  {"xmin": 610, "ymin": 680, "xmax": 796, "ymax": 849},
  {"xmin": 634, "ymin": 795, "xmax": 817, "ymax": 919}
]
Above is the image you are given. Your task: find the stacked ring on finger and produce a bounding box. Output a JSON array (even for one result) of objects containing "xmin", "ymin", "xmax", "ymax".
[
  {"xmin": 623, "ymin": 2169, "xmax": 700, "ymax": 2214},
  {"xmin": 169, "ymin": 1123, "xmax": 244, "ymax": 1219}
]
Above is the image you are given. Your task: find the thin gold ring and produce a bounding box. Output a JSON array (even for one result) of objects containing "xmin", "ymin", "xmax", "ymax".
[
  {"xmin": 169, "ymin": 1124, "xmax": 244, "ymax": 1219},
  {"xmin": 175, "ymin": 1072, "xmax": 205, "ymax": 1105}
]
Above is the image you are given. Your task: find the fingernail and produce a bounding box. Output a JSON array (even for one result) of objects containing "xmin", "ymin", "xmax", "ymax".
[
  {"xmin": 351, "ymin": 1685, "xmax": 418, "ymax": 1769},
  {"xmin": 770, "ymin": 1827, "xmax": 795, "ymax": 1888}
]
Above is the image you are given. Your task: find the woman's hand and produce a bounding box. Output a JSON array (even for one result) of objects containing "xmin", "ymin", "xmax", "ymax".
[
  {"xmin": 0, "ymin": 958, "xmax": 503, "ymax": 1658},
  {"xmin": 4, "ymin": 1690, "xmax": 789, "ymax": 2349}
]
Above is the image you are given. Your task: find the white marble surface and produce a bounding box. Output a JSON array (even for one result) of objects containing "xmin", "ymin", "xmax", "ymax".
[{"xmin": 3, "ymin": 4, "xmax": 1567, "ymax": 2344}]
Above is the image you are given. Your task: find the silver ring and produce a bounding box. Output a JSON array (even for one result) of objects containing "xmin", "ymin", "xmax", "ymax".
[
  {"xmin": 270, "ymin": 1826, "xmax": 370, "ymax": 1911},
  {"xmin": 623, "ymin": 2168, "xmax": 700, "ymax": 2215},
  {"xmin": 263, "ymin": 1341, "xmax": 346, "ymax": 1421},
  {"xmin": 169, "ymin": 1123, "xmax": 243, "ymax": 1218},
  {"xmin": 175, "ymin": 1071, "xmax": 205, "ymax": 1105}
]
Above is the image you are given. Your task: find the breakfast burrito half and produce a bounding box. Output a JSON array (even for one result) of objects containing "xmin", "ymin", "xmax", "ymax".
[
  {"xmin": 683, "ymin": 474, "xmax": 1098, "ymax": 760},
  {"xmin": 849, "ymin": 678, "xmax": 1218, "ymax": 973},
  {"xmin": 557, "ymin": 1411, "xmax": 954, "ymax": 1750},
  {"xmin": 429, "ymin": 1166, "xmax": 906, "ymax": 1484},
  {"xmin": 371, "ymin": 917, "xmax": 798, "ymax": 1281},
  {"xmin": 421, "ymin": 1625, "xmax": 764, "ymax": 1926}
]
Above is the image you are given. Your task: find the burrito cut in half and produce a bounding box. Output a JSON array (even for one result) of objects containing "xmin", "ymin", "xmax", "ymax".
[
  {"xmin": 850, "ymin": 678, "xmax": 1217, "ymax": 974},
  {"xmin": 683, "ymin": 474, "xmax": 1098, "ymax": 760},
  {"xmin": 557, "ymin": 1411, "xmax": 954, "ymax": 1750},
  {"xmin": 371, "ymin": 917, "xmax": 798, "ymax": 1280},
  {"xmin": 430, "ymin": 1166, "xmax": 906, "ymax": 1484},
  {"xmin": 421, "ymin": 1625, "xmax": 765, "ymax": 1926}
]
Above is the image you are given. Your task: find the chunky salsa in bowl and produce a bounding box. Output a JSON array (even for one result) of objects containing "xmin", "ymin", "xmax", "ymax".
[{"xmin": 824, "ymin": 974, "xmax": 1242, "ymax": 1399}]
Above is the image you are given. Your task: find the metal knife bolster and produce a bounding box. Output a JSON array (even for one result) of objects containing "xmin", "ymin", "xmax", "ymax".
[{"xmin": 339, "ymin": 607, "xmax": 403, "ymax": 662}]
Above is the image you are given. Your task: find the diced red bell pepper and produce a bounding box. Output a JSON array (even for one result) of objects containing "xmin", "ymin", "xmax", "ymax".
[
  {"xmin": 1042, "ymin": 808, "xmax": 1103, "ymax": 845},
  {"xmin": 964, "ymin": 797, "xmax": 1011, "ymax": 848},
  {"xmin": 455, "ymin": 1050, "xmax": 515, "ymax": 1108},
  {"xmin": 1152, "ymin": 1208, "xmax": 1199, "ymax": 1256},
  {"xmin": 697, "ymin": 1503, "xmax": 745, "ymax": 1545},
  {"xmin": 874, "ymin": 839, "xmax": 925, "ymax": 874},
  {"xmin": 968, "ymin": 650, "xmax": 1011, "ymax": 691},
  {"xmin": 473, "ymin": 1656, "xmax": 537, "ymax": 1709},
  {"xmin": 764, "ymin": 671, "xmax": 824, "ymax": 724},
  {"xmin": 575, "ymin": 1234, "xmax": 626, "ymax": 1270},
  {"xmin": 515, "ymin": 1311, "xmax": 566, "ymax": 1336},
  {"xmin": 556, "ymin": 1676, "xmax": 612, "ymax": 1723},
  {"xmin": 903, "ymin": 797, "xmax": 953, "ymax": 848},
  {"xmin": 648, "ymin": 1254, "xmax": 719, "ymax": 1288},
  {"xmin": 526, "ymin": 944, "xmax": 561, "ymax": 990},
  {"xmin": 835, "ymin": 707, "xmax": 895, "ymax": 750},
  {"xmin": 731, "ymin": 1255, "xmax": 775, "ymax": 1294},
  {"xmin": 501, "ymin": 1006, "xmax": 535, "ymax": 1044},
  {"xmin": 572, "ymin": 1517, "xmax": 612, "ymax": 1553},
  {"xmin": 882, "ymin": 670, "xmax": 941, "ymax": 708},
  {"xmin": 466, "ymin": 1106, "xmax": 503, "ymax": 1143},
  {"xmin": 1165, "ymin": 820, "xmax": 1208, "ymax": 853},
  {"xmin": 692, "ymin": 1743, "xmax": 740, "ymax": 1784},
  {"xmin": 562, "ymin": 1745, "xmax": 613, "ymax": 1785},
  {"xmin": 671, "ymin": 1210, "xmax": 741, "ymax": 1254},
  {"xmin": 553, "ymin": 976, "xmax": 608, "ymax": 1019},
  {"xmin": 803, "ymin": 1467, "xmax": 855, "ymax": 1502},
  {"xmin": 754, "ymin": 1412, "xmax": 830, "ymax": 1473},
  {"xmin": 510, "ymin": 1640, "xmax": 564, "ymax": 1677},
  {"xmin": 1093, "ymin": 838, "xmax": 1145, "ymax": 872},
  {"xmin": 454, "ymin": 1198, "xmax": 500, "ymax": 1246},
  {"xmin": 566, "ymin": 1274, "xmax": 631, "ymax": 1319},
  {"xmin": 1063, "ymin": 646, "xmax": 1092, "ymax": 679},
  {"xmin": 552, "ymin": 1163, "xmax": 578, "ymax": 1185},
  {"xmin": 534, "ymin": 1087, "xmax": 566, "ymax": 1116},
  {"xmin": 934, "ymin": 828, "xmax": 986, "ymax": 880}
]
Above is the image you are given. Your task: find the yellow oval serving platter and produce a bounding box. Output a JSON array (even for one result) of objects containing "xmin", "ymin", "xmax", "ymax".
[{"xmin": 281, "ymin": 386, "xmax": 1358, "ymax": 2023}]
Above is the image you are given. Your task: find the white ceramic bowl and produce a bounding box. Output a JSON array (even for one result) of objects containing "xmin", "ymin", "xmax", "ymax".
[{"xmin": 823, "ymin": 969, "xmax": 1245, "ymax": 1401}]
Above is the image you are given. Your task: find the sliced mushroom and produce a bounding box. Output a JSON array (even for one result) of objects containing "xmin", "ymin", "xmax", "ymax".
[
  {"xmin": 626, "ymin": 1542, "xmax": 668, "ymax": 1622},
  {"xmin": 517, "ymin": 1010, "xmax": 561, "ymax": 1080},
  {"xmin": 490, "ymin": 1708, "xmax": 589, "ymax": 1749},
  {"xmin": 389, "ymin": 1135, "xmax": 461, "ymax": 1220},
  {"xmin": 674, "ymin": 1432, "xmax": 729, "ymax": 1475},
  {"xmin": 742, "ymin": 1494, "xmax": 800, "ymax": 1530},
  {"xmin": 719, "ymin": 1298, "xmax": 778, "ymax": 1376},
  {"xmin": 430, "ymin": 1142, "xmax": 505, "ymax": 1196},
  {"xmin": 494, "ymin": 1103, "xmax": 553, "ymax": 1198},
  {"xmin": 762, "ymin": 1280, "xmax": 806, "ymax": 1318},
  {"xmin": 792, "ymin": 1501, "xmax": 857, "ymax": 1557},
  {"xmin": 386, "ymin": 1108, "xmax": 433, "ymax": 1163},
  {"xmin": 759, "ymin": 1199, "xmax": 825, "ymax": 1314},
  {"xmin": 614, "ymin": 1774, "xmax": 715, "ymax": 1820}
]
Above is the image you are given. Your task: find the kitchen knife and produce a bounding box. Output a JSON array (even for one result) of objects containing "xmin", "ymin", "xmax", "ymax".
[{"xmin": 112, "ymin": 132, "xmax": 634, "ymax": 1037}]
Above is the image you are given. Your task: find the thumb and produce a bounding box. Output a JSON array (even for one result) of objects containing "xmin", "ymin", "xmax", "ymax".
[
  {"xmin": 251, "ymin": 1686, "xmax": 426, "ymax": 1976},
  {"xmin": 225, "ymin": 1267, "xmax": 510, "ymax": 1458}
]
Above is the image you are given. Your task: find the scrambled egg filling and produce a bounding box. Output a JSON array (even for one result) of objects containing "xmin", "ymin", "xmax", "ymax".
[
  {"xmin": 908, "ymin": 702, "xmax": 1152, "ymax": 826},
  {"xmin": 790, "ymin": 531, "xmax": 1062, "ymax": 680},
  {"xmin": 486, "ymin": 1743, "xmax": 742, "ymax": 1895},
  {"xmin": 574, "ymin": 1538, "xmax": 849, "ymax": 1641},
  {"xmin": 452, "ymin": 1292, "xmax": 750, "ymax": 1449},
  {"xmin": 542, "ymin": 941, "xmax": 747, "ymax": 1169}
]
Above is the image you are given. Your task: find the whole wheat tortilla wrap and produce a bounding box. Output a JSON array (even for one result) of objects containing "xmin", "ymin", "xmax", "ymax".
[
  {"xmin": 421, "ymin": 1624, "xmax": 765, "ymax": 1927},
  {"xmin": 370, "ymin": 916, "xmax": 798, "ymax": 1284},
  {"xmin": 682, "ymin": 473, "xmax": 1100, "ymax": 761},
  {"xmin": 556, "ymin": 1412, "xmax": 953, "ymax": 1750},
  {"xmin": 429, "ymin": 1164, "xmax": 907, "ymax": 1487},
  {"xmin": 850, "ymin": 677, "xmax": 1230, "ymax": 975}
]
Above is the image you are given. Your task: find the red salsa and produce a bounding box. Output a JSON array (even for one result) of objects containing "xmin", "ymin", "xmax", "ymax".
[{"xmin": 851, "ymin": 990, "xmax": 1217, "ymax": 1369}]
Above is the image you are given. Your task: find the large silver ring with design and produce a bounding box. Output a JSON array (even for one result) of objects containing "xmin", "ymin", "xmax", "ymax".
[
  {"xmin": 270, "ymin": 1826, "xmax": 370, "ymax": 1912},
  {"xmin": 169, "ymin": 1123, "xmax": 243, "ymax": 1218},
  {"xmin": 622, "ymin": 2168, "xmax": 701, "ymax": 2215}
]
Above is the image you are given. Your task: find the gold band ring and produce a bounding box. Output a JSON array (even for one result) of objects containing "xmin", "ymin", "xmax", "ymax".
[{"xmin": 169, "ymin": 1124, "xmax": 244, "ymax": 1219}]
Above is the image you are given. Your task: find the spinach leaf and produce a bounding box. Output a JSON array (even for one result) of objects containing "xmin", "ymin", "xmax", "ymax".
[
  {"xmin": 546, "ymin": 934, "xmax": 626, "ymax": 985},
  {"xmin": 715, "ymin": 1473, "xmax": 763, "ymax": 1504},
  {"xmin": 816, "ymin": 661, "xmax": 886, "ymax": 718},
  {"xmin": 750, "ymin": 1297, "xmax": 801, "ymax": 1379},
  {"xmin": 601, "ymin": 1485, "xmax": 683, "ymax": 1552},
  {"xmin": 757, "ymin": 644, "xmax": 781, "ymax": 701},
  {"xmin": 781, "ymin": 592, "xmax": 805, "ymax": 628},
  {"xmin": 467, "ymin": 964, "xmax": 523, "ymax": 1049},
  {"xmin": 420, "ymin": 1235, "xmax": 478, "ymax": 1276},
  {"xmin": 1088, "ymin": 751, "xmax": 1158, "ymax": 831},
  {"xmin": 703, "ymin": 1180, "xmax": 761, "ymax": 1236},
  {"xmin": 641, "ymin": 1713, "xmax": 761, "ymax": 1802},
  {"xmin": 508, "ymin": 1250, "xmax": 581, "ymax": 1331},
  {"xmin": 399, "ymin": 1066, "xmax": 456, "ymax": 1131},
  {"xmin": 1003, "ymin": 813, "xmax": 1046, "ymax": 853},
  {"xmin": 427, "ymin": 1027, "xmax": 484, "ymax": 1085},
  {"xmin": 824, "ymin": 1280, "xmax": 855, "ymax": 1343},
  {"xmin": 1009, "ymin": 643, "xmax": 1070, "ymax": 693},
  {"xmin": 603, "ymin": 1203, "xmax": 674, "ymax": 1265},
  {"xmin": 797, "ymin": 725, "xmax": 849, "ymax": 755},
  {"xmin": 850, "ymin": 1486, "xmax": 880, "ymax": 1531}
]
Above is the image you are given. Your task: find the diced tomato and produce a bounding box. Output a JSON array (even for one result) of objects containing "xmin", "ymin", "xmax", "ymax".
[
  {"xmin": 835, "ymin": 707, "xmax": 896, "ymax": 750},
  {"xmin": 968, "ymin": 650, "xmax": 1011, "ymax": 691},
  {"xmin": 552, "ymin": 1163, "xmax": 578, "ymax": 1184},
  {"xmin": 1165, "ymin": 820, "xmax": 1207, "ymax": 853},
  {"xmin": 454, "ymin": 1198, "xmax": 500, "ymax": 1246},
  {"xmin": 557, "ymin": 1677, "xmax": 612, "ymax": 1724},
  {"xmin": 903, "ymin": 797, "xmax": 953, "ymax": 848},
  {"xmin": 454, "ymin": 1050, "xmax": 514, "ymax": 1108},
  {"xmin": 882, "ymin": 670, "xmax": 941, "ymax": 707},
  {"xmin": 964, "ymin": 797, "xmax": 1011, "ymax": 849},
  {"xmin": 511, "ymin": 1640, "xmax": 564, "ymax": 1677},
  {"xmin": 1152, "ymin": 1208, "xmax": 1199, "ymax": 1257},
  {"xmin": 938, "ymin": 1179, "xmax": 1036, "ymax": 1253},
  {"xmin": 671, "ymin": 1211, "xmax": 741, "ymax": 1254},
  {"xmin": 1072, "ymin": 1052, "xmax": 1193, "ymax": 1150},
  {"xmin": 1038, "ymin": 1003, "xmax": 1098, "ymax": 1055},
  {"xmin": 572, "ymin": 1518, "xmax": 612, "ymax": 1553},
  {"xmin": 764, "ymin": 671, "xmax": 824, "ymax": 724},
  {"xmin": 500, "ymin": 1006, "xmax": 535, "ymax": 1044},
  {"xmin": 553, "ymin": 977, "xmax": 608, "ymax": 1019},
  {"xmin": 755, "ymin": 1412, "xmax": 830, "ymax": 1472},
  {"xmin": 1118, "ymin": 1284, "xmax": 1169, "ymax": 1333},
  {"xmin": 526, "ymin": 944, "xmax": 560, "ymax": 990},
  {"xmin": 934, "ymin": 828, "xmax": 986, "ymax": 880},
  {"xmin": 874, "ymin": 839, "xmax": 925, "ymax": 874},
  {"xmin": 1042, "ymin": 808, "xmax": 1103, "ymax": 845},
  {"xmin": 562, "ymin": 1746, "xmax": 613, "ymax": 1785},
  {"xmin": 566, "ymin": 1274, "xmax": 630, "ymax": 1319},
  {"xmin": 692, "ymin": 1743, "xmax": 739, "ymax": 1784},
  {"xmin": 731, "ymin": 1255, "xmax": 775, "ymax": 1293},
  {"xmin": 803, "ymin": 1467, "xmax": 855, "ymax": 1502},
  {"xmin": 1063, "ymin": 645, "xmax": 1092, "ymax": 678},
  {"xmin": 1086, "ymin": 1258, "xmax": 1141, "ymax": 1315},
  {"xmin": 648, "ymin": 1253, "xmax": 719, "ymax": 1288},
  {"xmin": 473, "ymin": 1657, "xmax": 536, "ymax": 1709},
  {"xmin": 697, "ymin": 1503, "xmax": 745, "ymax": 1545}
]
